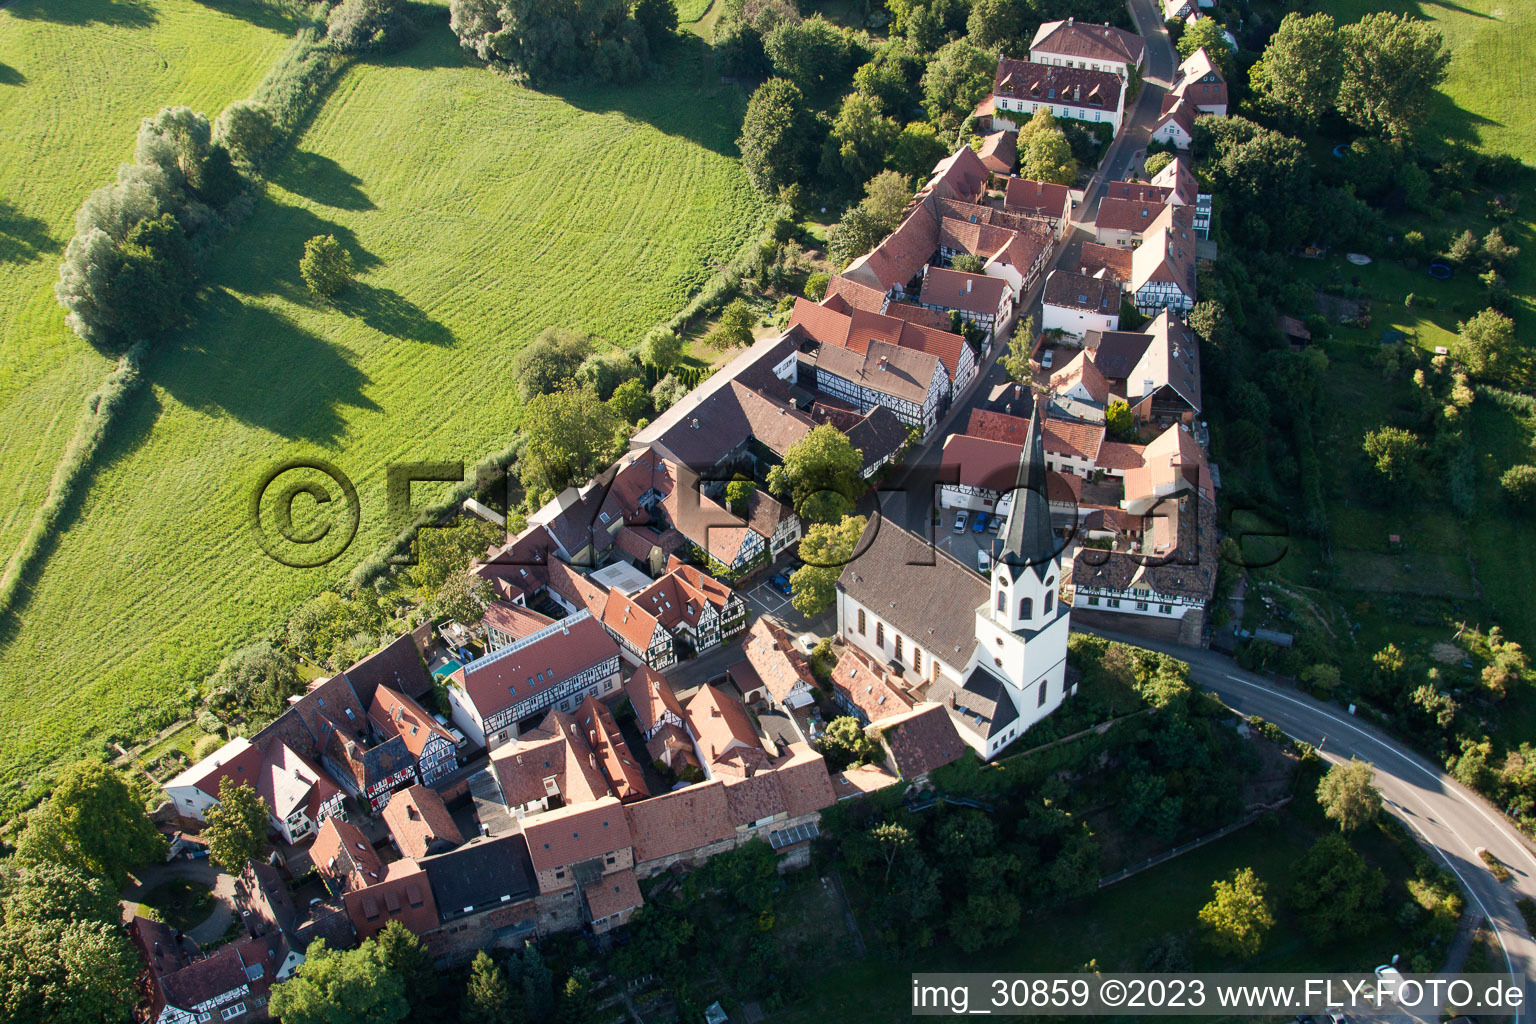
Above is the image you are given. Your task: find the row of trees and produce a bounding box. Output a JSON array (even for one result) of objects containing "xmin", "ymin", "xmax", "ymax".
[{"xmin": 448, "ymin": 0, "xmax": 677, "ymax": 86}]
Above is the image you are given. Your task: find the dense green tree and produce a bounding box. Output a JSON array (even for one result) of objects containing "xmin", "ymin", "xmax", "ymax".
[
  {"xmin": 110, "ymin": 212, "xmax": 193, "ymax": 336},
  {"xmin": 433, "ymin": 571, "xmax": 494, "ymax": 627},
  {"xmin": 1177, "ymin": 18, "xmax": 1230, "ymax": 77},
  {"xmin": 517, "ymin": 942, "xmax": 555, "ymax": 1020},
  {"xmin": 300, "ymin": 234, "xmax": 354, "ymax": 299},
  {"xmin": 1198, "ymin": 118, "xmax": 1313, "ymax": 250},
  {"xmin": 739, "ymin": 77, "xmax": 816, "ymax": 195},
  {"xmin": 609, "ymin": 376, "xmax": 651, "ymax": 423},
  {"xmin": 1197, "ymin": 868, "xmax": 1274, "ymax": 958},
  {"xmin": 327, "ymin": 0, "xmax": 414, "ymax": 53},
  {"xmin": 1017, "ymin": 108, "xmax": 1077, "ymax": 185},
  {"xmin": 214, "ymin": 99, "xmax": 276, "ymax": 165},
  {"xmin": 715, "ymin": 298, "xmax": 757, "ymax": 347},
  {"xmin": 573, "ymin": 350, "xmax": 642, "ymax": 399},
  {"xmin": 826, "ymin": 204, "xmax": 886, "ymax": 269},
  {"xmin": 463, "ymin": 950, "xmax": 520, "ymax": 1024},
  {"xmin": 1337, "ymin": 13, "xmax": 1450, "ymax": 140},
  {"xmin": 0, "ymin": 862, "xmax": 121, "ymax": 928},
  {"xmin": 205, "ymin": 641, "xmax": 302, "ymax": 718},
  {"xmin": 15, "ymin": 760, "xmax": 163, "ymax": 883},
  {"xmin": 825, "ymin": 92, "xmax": 900, "ymax": 184},
  {"xmin": 408, "ymin": 517, "xmax": 504, "ymax": 598},
  {"xmin": 888, "ymin": 0, "xmax": 969, "ymax": 53},
  {"xmin": 1317, "ymin": 759, "xmax": 1382, "ymax": 832},
  {"xmin": 852, "ymin": 40, "xmax": 925, "ymax": 117},
  {"xmin": 889, "ymin": 121, "xmax": 950, "ymax": 179},
  {"xmin": 967, "ymin": 0, "xmax": 1030, "ymax": 53},
  {"xmin": 134, "ymin": 105, "xmax": 212, "ymax": 191},
  {"xmin": 790, "ymin": 514, "xmax": 868, "ymax": 615},
  {"xmin": 819, "ymin": 715, "xmax": 876, "ymax": 769},
  {"xmin": 1289, "ymin": 834, "xmax": 1385, "ymax": 942},
  {"xmin": 725, "ymin": 476, "xmax": 757, "ymax": 514},
  {"xmin": 205, "ymin": 778, "xmax": 270, "ymax": 870},
  {"xmin": 1103, "ymin": 399, "xmax": 1134, "ymax": 440},
  {"xmin": 556, "ymin": 970, "xmax": 597, "ymax": 1024},
  {"xmin": 0, "ymin": 918, "xmax": 140, "ymax": 1024},
  {"xmin": 861, "ymin": 168, "xmax": 914, "ymax": 228},
  {"xmin": 921, "ymin": 39, "xmax": 997, "ymax": 129},
  {"xmin": 715, "ymin": 19, "xmax": 772, "ymax": 80},
  {"xmin": 764, "ymin": 15, "xmax": 859, "ymax": 96},
  {"xmin": 520, "ymin": 380, "xmax": 621, "ymax": 500},
  {"xmin": 1362, "ymin": 426, "xmax": 1421, "ymax": 485},
  {"xmin": 632, "ymin": 0, "xmax": 678, "ymax": 48},
  {"xmin": 1143, "ymin": 150, "xmax": 1174, "ymax": 176},
  {"xmin": 803, "ymin": 271, "xmax": 830, "ymax": 300},
  {"xmin": 374, "ymin": 922, "xmax": 438, "ymax": 1020},
  {"xmin": 510, "ymin": 327, "xmax": 595, "ymax": 401},
  {"xmin": 448, "ymin": 0, "xmax": 648, "ymax": 86},
  {"xmin": 951, "ymin": 253, "xmax": 984, "ymax": 273},
  {"xmin": 768, "ymin": 424, "xmax": 864, "ymax": 522},
  {"xmin": 269, "ymin": 940, "xmax": 409, "ymax": 1024},
  {"xmin": 1453, "ymin": 308, "xmax": 1515, "ymax": 380},
  {"xmin": 1502, "ymin": 465, "xmax": 1536, "ymax": 510},
  {"xmin": 1000, "ymin": 314, "xmax": 1037, "ymax": 382},
  {"xmin": 1249, "ymin": 13, "xmax": 1341, "ymax": 122},
  {"xmin": 638, "ymin": 327, "xmax": 683, "ymax": 370},
  {"xmin": 651, "ymin": 373, "xmax": 688, "ymax": 412},
  {"xmin": 1482, "ymin": 227, "xmax": 1520, "ymax": 268}
]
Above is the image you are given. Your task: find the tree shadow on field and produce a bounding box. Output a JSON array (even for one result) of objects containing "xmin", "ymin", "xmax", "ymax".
[
  {"xmin": 0, "ymin": 201, "xmax": 59, "ymax": 265},
  {"xmin": 0, "ymin": 63, "xmax": 25, "ymax": 86},
  {"xmin": 187, "ymin": 0, "xmax": 305, "ymax": 33},
  {"xmin": 6, "ymin": 0, "xmax": 157, "ymax": 28},
  {"xmin": 271, "ymin": 151, "xmax": 375, "ymax": 212},
  {"xmin": 333, "ymin": 283, "xmax": 453, "ymax": 346},
  {"xmin": 0, "ymin": 385, "xmax": 164, "ymax": 642},
  {"xmin": 226, "ymin": 195, "xmax": 381, "ymax": 304},
  {"xmin": 545, "ymin": 40, "xmax": 745, "ymax": 160},
  {"xmin": 1421, "ymin": 0, "xmax": 1497, "ymax": 18},
  {"xmin": 157, "ymin": 290, "xmax": 380, "ymax": 446}
]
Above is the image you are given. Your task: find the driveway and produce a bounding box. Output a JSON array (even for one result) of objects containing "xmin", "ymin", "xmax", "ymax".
[
  {"xmin": 122, "ymin": 857, "xmax": 237, "ymax": 946},
  {"xmin": 1083, "ymin": 625, "xmax": 1536, "ymax": 1019}
]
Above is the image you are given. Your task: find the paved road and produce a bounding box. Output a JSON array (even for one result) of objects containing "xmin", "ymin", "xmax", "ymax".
[{"xmin": 1086, "ymin": 626, "xmax": 1536, "ymax": 1019}]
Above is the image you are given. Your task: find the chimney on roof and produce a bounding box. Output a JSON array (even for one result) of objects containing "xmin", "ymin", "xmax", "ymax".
[
  {"xmin": 945, "ymin": 691, "xmax": 955, "ymax": 709},
  {"xmin": 1068, "ymin": 15, "xmax": 1074, "ymax": 24}
]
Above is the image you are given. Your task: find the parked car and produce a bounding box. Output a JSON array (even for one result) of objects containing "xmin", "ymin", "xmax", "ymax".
[
  {"xmin": 977, "ymin": 549, "xmax": 991, "ymax": 573},
  {"xmin": 770, "ymin": 573, "xmax": 791, "ymax": 594},
  {"xmin": 990, "ymin": 515, "xmax": 1003, "ymax": 534},
  {"xmin": 953, "ymin": 510, "xmax": 968, "ymax": 533},
  {"xmin": 1041, "ymin": 349, "xmax": 1054, "ymax": 369},
  {"xmin": 972, "ymin": 512, "xmax": 989, "ymax": 533}
]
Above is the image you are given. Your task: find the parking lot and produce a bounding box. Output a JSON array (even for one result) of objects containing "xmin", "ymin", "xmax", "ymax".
[
  {"xmin": 741, "ymin": 561, "xmax": 836, "ymax": 638},
  {"xmin": 937, "ymin": 508, "xmax": 1003, "ymax": 575}
]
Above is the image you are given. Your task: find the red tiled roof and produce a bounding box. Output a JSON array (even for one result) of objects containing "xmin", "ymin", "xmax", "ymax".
[
  {"xmin": 830, "ymin": 647, "xmax": 913, "ymax": 723},
  {"xmin": 577, "ymin": 695, "xmax": 650, "ymax": 802},
  {"xmin": 686, "ymin": 683, "xmax": 766, "ymax": 775},
  {"xmin": 1050, "ymin": 350, "xmax": 1111, "ymax": 404},
  {"xmin": 992, "ymin": 58, "xmax": 1123, "ymax": 113},
  {"xmin": 966, "ymin": 408, "xmax": 1033, "ymax": 444},
  {"xmin": 977, "ymin": 130, "xmax": 1017, "ymax": 174},
  {"xmin": 941, "ymin": 433, "xmax": 1025, "ymax": 492},
  {"xmin": 601, "ymin": 590, "xmax": 664, "ymax": 652},
  {"xmin": 824, "ymin": 274, "xmax": 888, "ymax": 313},
  {"xmin": 345, "ymin": 860, "xmax": 438, "ymax": 939},
  {"xmin": 883, "ymin": 301, "xmax": 954, "ymax": 332},
  {"xmin": 623, "ymin": 666, "xmax": 686, "ymax": 734},
  {"xmin": 312, "ymin": 817, "xmax": 384, "ymax": 890},
  {"xmin": 490, "ymin": 710, "xmax": 612, "ymax": 808},
  {"xmin": 522, "ymin": 797, "xmax": 633, "ymax": 873},
  {"xmin": 1044, "ymin": 416, "xmax": 1106, "ymax": 462},
  {"xmin": 921, "ymin": 265, "xmax": 1007, "ymax": 317},
  {"xmin": 623, "ymin": 780, "xmax": 735, "ymax": 863},
  {"xmin": 733, "ymin": 618, "xmax": 815, "ymax": 705},
  {"xmin": 382, "ymin": 785, "xmax": 464, "ymax": 859},
  {"xmin": 583, "ymin": 867, "xmax": 643, "ymax": 921},
  {"xmin": 453, "ymin": 611, "xmax": 618, "ymax": 722},
  {"xmin": 482, "ymin": 601, "xmax": 556, "ymax": 642},
  {"xmin": 369, "ymin": 684, "xmax": 456, "ymax": 761},
  {"xmin": 1096, "ymin": 440, "xmax": 1147, "ymax": 470},
  {"xmin": 1004, "ymin": 177, "xmax": 1071, "ymax": 217},
  {"xmin": 1096, "ymin": 195, "xmax": 1170, "ymax": 233},
  {"xmin": 878, "ymin": 703, "xmax": 966, "ymax": 779},
  {"xmin": 544, "ymin": 561, "xmax": 610, "ymax": 617},
  {"xmin": 1079, "ymin": 242, "xmax": 1134, "ymax": 282}
]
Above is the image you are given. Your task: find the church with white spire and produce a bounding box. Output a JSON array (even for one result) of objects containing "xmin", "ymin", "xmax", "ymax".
[{"xmin": 835, "ymin": 399, "xmax": 1073, "ymax": 759}]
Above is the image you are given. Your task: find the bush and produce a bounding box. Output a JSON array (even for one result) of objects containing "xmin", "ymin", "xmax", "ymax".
[
  {"xmin": 327, "ymin": 0, "xmax": 415, "ymax": 52},
  {"xmin": 213, "ymin": 100, "xmax": 276, "ymax": 167},
  {"xmin": 300, "ymin": 234, "xmax": 354, "ymax": 298}
]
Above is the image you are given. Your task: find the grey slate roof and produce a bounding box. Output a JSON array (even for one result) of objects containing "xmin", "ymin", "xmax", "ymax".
[
  {"xmin": 929, "ymin": 667, "xmax": 1020, "ymax": 740},
  {"xmin": 422, "ymin": 833, "xmax": 537, "ymax": 923},
  {"xmin": 998, "ymin": 399, "xmax": 1057, "ymax": 582},
  {"xmin": 838, "ymin": 519, "xmax": 988, "ymax": 668}
]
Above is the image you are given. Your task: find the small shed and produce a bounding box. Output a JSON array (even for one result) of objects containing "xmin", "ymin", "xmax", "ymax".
[{"xmin": 1276, "ymin": 315, "xmax": 1311, "ymax": 348}]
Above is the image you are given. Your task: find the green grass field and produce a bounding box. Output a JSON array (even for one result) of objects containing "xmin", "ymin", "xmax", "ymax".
[
  {"xmin": 0, "ymin": 0, "xmax": 301, "ymax": 589},
  {"xmin": 0, "ymin": 22, "xmax": 767, "ymax": 804}
]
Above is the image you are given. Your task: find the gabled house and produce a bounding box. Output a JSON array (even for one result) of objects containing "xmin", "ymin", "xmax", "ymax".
[
  {"xmin": 164, "ymin": 736, "xmax": 344, "ymax": 845},
  {"xmin": 918, "ymin": 265, "xmax": 1014, "ymax": 338},
  {"xmin": 1168, "ymin": 47, "xmax": 1227, "ymax": 114},
  {"xmin": 830, "ymin": 647, "xmax": 914, "ymax": 725},
  {"xmin": 790, "ymin": 293, "xmax": 977, "ymax": 402},
  {"xmin": 623, "ymin": 666, "xmax": 699, "ymax": 774},
  {"xmin": 1151, "ymin": 156, "xmax": 1212, "ymax": 237},
  {"xmin": 628, "ymin": 559, "xmax": 747, "ymax": 653},
  {"xmin": 1042, "ymin": 269, "xmax": 1122, "ymax": 336},
  {"xmin": 686, "ymin": 683, "xmax": 771, "ymax": 779},
  {"xmin": 976, "ymin": 129, "xmax": 1017, "ymax": 176},
  {"xmin": 987, "ymin": 58, "xmax": 1126, "ymax": 134},
  {"xmin": 133, "ymin": 919, "xmax": 292, "ymax": 1024},
  {"xmin": 873, "ymin": 703, "xmax": 967, "ymax": 782},
  {"xmin": 1123, "ymin": 311, "xmax": 1202, "ymax": 424},
  {"xmin": 729, "ymin": 617, "xmax": 817, "ymax": 711},
  {"xmin": 576, "ymin": 694, "xmax": 651, "ymax": 802},
  {"xmin": 483, "ymin": 601, "xmax": 557, "ymax": 651},
  {"xmin": 488, "ymin": 710, "xmax": 614, "ymax": 820},
  {"xmin": 381, "ymin": 784, "xmax": 464, "ymax": 859},
  {"xmin": 1130, "ymin": 206, "xmax": 1197, "ymax": 314},
  {"xmin": 805, "ymin": 335, "xmax": 950, "ymax": 436},
  {"xmin": 317, "ymin": 717, "xmax": 418, "ymax": 814},
  {"xmin": 446, "ymin": 610, "xmax": 622, "ymax": 750},
  {"xmin": 368, "ymin": 684, "xmax": 459, "ymax": 787},
  {"xmin": 1002, "ymin": 177, "xmax": 1074, "ymax": 238},
  {"xmin": 1028, "ymin": 17, "xmax": 1146, "ymax": 79}
]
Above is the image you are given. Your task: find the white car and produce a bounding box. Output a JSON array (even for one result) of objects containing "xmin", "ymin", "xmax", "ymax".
[
  {"xmin": 977, "ymin": 549, "xmax": 991, "ymax": 573},
  {"xmin": 953, "ymin": 510, "xmax": 968, "ymax": 533},
  {"xmin": 1041, "ymin": 349, "xmax": 1054, "ymax": 369}
]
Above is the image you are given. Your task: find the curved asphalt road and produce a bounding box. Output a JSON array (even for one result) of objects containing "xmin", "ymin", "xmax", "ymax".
[{"xmin": 1087, "ymin": 627, "xmax": 1536, "ymax": 1017}]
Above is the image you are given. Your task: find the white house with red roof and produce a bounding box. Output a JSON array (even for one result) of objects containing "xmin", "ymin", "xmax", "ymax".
[
  {"xmin": 986, "ymin": 57, "xmax": 1126, "ymax": 134},
  {"xmin": 445, "ymin": 610, "xmax": 622, "ymax": 750},
  {"xmin": 1028, "ymin": 17, "xmax": 1146, "ymax": 79}
]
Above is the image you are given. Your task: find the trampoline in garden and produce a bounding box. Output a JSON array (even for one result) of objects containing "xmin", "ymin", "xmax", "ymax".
[{"xmin": 1428, "ymin": 261, "xmax": 1453, "ymax": 279}]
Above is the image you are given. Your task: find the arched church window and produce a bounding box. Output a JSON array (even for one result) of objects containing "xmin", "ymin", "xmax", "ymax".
[
  {"xmin": 996, "ymin": 590, "xmax": 1005, "ymax": 612},
  {"xmin": 1019, "ymin": 598, "xmax": 1033, "ymax": 619},
  {"xmin": 1044, "ymin": 591, "xmax": 1054, "ymax": 613}
]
